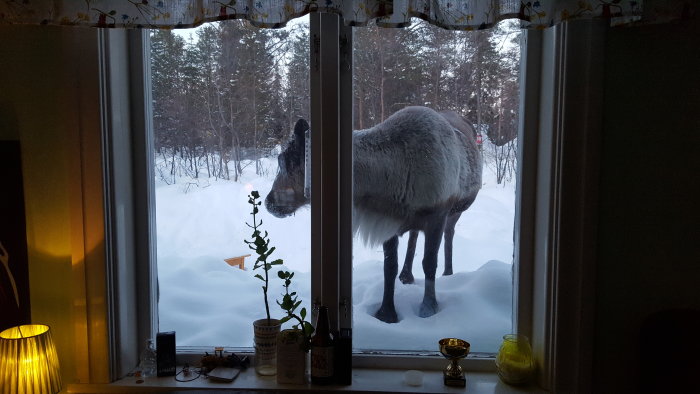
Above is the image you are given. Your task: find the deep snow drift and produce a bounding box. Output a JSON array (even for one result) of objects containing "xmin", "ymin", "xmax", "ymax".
[{"xmin": 156, "ymin": 154, "xmax": 514, "ymax": 354}]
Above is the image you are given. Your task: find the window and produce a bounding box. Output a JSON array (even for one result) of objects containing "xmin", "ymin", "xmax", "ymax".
[
  {"xmin": 150, "ymin": 19, "xmax": 312, "ymax": 349},
  {"xmin": 350, "ymin": 20, "xmax": 520, "ymax": 355},
  {"xmin": 99, "ymin": 17, "xmax": 605, "ymax": 391},
  {"xmin": 149, "ymin": 15, "xmax": 521, "ymax": 356}
]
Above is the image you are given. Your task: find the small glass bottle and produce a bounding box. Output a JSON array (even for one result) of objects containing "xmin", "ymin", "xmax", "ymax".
[
  {"xmin": 139, "ymin": 339, "xmax": 157, "ymax": 378},
  {"xmin": 310, "ymin": 306, "xmax": 334, "ymax": 385},
  {"xmin": 495, "ymin": 334, "xmax": 534, "ymax": 385}
]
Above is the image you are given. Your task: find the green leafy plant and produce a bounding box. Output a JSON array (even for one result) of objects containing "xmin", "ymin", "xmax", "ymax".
[
  {"xmin": 244, "ymin": 190, "xmax": 282, "ymax": 324},
  {"xmin": 277, "ymin": 270, "xmax": 314, "ymax": 350}
]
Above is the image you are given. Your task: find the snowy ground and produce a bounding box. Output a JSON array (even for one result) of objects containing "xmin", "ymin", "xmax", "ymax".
[{"xmin": 156, "ymin": 153, "xmax": 515, "ymax": 354}]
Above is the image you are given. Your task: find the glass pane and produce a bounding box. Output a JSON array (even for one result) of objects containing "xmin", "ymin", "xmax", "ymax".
[
  {"xmin": 150, "ymin": 17, "xmax": 311, "ymax": 347},
  {"xmin": 352, "ymin": 19, "xmax": 520, "ymax": 354}
]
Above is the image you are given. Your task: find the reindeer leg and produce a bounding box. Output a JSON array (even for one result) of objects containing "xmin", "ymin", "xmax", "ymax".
[
  {"xmin": 442, "ymin": 212, "xmax": 461, "ymax": 276},
  {"xmin": 419, "ymin": 216, "xmax": 446, "ymax": 318},
  {"xmin": 375, "ymin": 235, "xmax": 399, "ymax": 323},
  {"xmin": 399, "ymin": 230, "xmax": 419, "ymax": 284}
]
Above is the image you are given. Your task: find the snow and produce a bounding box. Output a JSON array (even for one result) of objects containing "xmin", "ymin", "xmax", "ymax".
[{"xmin": 156, "ymin": 154, "xmax": 514, "ymax": 354}]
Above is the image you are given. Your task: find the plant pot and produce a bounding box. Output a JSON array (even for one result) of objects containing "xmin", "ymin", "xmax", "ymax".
[
  {"xmin": 276, "ymin": 328, "xmax": 308, "ymax": 384},
  {"xmin": 253, "ymin": 318, "xmax": 282, "ymax": 376}
]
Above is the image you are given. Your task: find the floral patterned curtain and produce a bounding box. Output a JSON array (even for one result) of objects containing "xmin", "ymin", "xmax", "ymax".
[{"xmin": 0, "ymin": 0, "xmax": 694, "ymax": 30}]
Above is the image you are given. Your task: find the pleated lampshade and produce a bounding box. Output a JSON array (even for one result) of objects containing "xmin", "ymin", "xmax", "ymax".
[{"xmin": 0, "ymin": 324, "xmax": 62, "ymax": 394}]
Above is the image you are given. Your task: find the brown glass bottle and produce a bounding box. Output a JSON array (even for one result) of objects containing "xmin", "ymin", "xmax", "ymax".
[{"xmin": 310, "ymin": 305, "xmax": 334, "ymax": 385}]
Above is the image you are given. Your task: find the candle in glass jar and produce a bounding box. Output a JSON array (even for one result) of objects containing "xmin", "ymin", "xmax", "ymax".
[{"xmin": 495, "ymin": 334, "xmax": 534, "ymax": 385}]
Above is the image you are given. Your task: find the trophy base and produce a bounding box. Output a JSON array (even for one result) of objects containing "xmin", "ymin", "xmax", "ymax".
[{"xmin": 443, "ymin": 372, "xmax": 466, "ymax": 387}]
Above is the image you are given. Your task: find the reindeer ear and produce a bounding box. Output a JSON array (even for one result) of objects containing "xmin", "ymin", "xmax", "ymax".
[
  {"xmin": 294, "ymin": 119, "xmax": 309, "ymax": 141},
  {"xmin": 294, "ymin": 119, "xmax": 309, "ymax": 152}
]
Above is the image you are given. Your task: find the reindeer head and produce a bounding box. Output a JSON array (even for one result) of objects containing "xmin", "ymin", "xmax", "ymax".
[{"xmin": 265, "ymin": 119, "xmax": 310, "ymax": 217}]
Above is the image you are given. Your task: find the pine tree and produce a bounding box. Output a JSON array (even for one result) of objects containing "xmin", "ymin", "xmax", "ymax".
[
  {"xmin": 353, "ymin": 22, "xmax": 426, "ymax": 128},
  {"xmin": 151, "ymin": 30, "xmax": 188, "ymax": 183},
  {"xmin": 285, "ymin": 23, "xmax": 310, "ymax": 132},
  {"xmin": 149, "ymin": 17, "xmax": 521, "ymax": 185}
]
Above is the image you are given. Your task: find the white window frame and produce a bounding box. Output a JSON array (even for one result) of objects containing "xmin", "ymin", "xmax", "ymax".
[
  {"xmin": 527, "ymin": 19, "xmax": 605, "ymax": 393},
  {"xmin": 86, "ymin": 16, "xmax": 606, "ymax": 393},
  {"xmin": 93, "ymin": 28, "xmax": 159, "ymax": 380}
]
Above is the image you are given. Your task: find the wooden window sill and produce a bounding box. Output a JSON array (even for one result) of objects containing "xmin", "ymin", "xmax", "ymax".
[{"xmin": 67, "ymin": 367, "xmax": 546, "ymax": 393}]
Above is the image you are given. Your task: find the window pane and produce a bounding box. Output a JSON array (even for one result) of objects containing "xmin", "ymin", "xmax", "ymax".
[
  {"xmin": 150, "ymin": 18, "xmax": 311, "ymax": 347},
  {"xmin": 352, "ymin": 19, "xmax": 520, "ymax": 354}
]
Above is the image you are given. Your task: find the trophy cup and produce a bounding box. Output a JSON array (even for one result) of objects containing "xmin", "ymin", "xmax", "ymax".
[{"xmin": 439, "ymin": 338, "xmax": 470, "ymax": 387}]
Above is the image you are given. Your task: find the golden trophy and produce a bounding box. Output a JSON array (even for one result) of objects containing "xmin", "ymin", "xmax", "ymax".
[{"xmin": 439, "ymin": 338, "xmax": 470, "ymax": 387}]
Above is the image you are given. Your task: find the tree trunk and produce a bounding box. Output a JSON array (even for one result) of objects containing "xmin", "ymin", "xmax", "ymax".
[
  {"xmin": 357, "ymin": 84, "xmax": 364, "ymax": 129},
  {"xmin": 378, "ymin": 29, "xmax": 386, "ymax": 122}
]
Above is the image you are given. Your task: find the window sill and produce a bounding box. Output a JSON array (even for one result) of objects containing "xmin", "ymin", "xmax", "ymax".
[{"xmin": 67, "ymin": 368, "xmax": 546, "ymax": 393}]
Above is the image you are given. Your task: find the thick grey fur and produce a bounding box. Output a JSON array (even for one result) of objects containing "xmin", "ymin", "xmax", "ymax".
[{"xmin": 265, "ymin": 106, "xmax": 482, "ymax": 323}]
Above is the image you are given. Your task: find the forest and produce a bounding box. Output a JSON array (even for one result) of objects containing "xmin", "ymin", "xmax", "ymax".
[
  {"xmin": 152, "ymin": 18, "xmax": 521, "ymax": 350},
  {"xmin": 150, "ymin": 18, "xmax": 520, "ymax": 185}
]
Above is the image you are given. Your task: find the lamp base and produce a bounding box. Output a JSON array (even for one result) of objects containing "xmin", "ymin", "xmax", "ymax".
[{"xmin": 443, "ymin": 372, "xmax": 466, "ymax": 387}]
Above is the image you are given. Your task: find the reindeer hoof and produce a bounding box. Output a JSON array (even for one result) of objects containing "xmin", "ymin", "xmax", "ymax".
[
  {"xmin": 418, "ymin": 300, "xmax": 438, "ymax": 318},
  {"xmin": 399, "ymin": 270, "xmax": 415, "ymax": 284},
  {"xmin": 374, "ymin": 306, "xmax": 399, "ymax": 323},
  {"xmin": 442, "ymin": 269, "xmax": 453, "ymax": 276}
]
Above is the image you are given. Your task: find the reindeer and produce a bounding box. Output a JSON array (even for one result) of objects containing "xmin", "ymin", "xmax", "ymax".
[{"xmin": 265, "ymin": 106, "xmax": 482, "ymax": 323}]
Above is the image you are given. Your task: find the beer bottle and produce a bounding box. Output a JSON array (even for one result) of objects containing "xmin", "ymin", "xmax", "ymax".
[{"xmin": 311, "ymin": 305, "xmax": 334, "ymax": 384}]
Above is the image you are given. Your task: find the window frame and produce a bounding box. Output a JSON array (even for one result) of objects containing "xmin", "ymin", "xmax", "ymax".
[
  {"xmin": 92, "ymin": 28, "xmax": 159, "ymax": 380},
  {"xmin": 527, "ymin": 19, "xmax": 605, "ymax": 392},
  {"xmin": 92, "ymin": 16, "xmax": 606, "ymax": 392}
]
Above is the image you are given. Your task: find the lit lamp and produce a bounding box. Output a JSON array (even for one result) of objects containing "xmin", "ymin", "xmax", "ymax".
[{"xmin": 0, "ymin": 324, "xmax": 62, "ymax": 394}]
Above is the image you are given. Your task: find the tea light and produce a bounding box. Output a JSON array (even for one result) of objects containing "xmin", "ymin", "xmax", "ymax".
[{"xmin": 404, "ymin": 370, "xmax": 423, "ymax": 386}]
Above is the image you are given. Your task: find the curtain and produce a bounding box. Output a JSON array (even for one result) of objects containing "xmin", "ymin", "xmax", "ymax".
[{"xmin": 0, "ymin": 0, "xmax": 693, "ymax": 29}]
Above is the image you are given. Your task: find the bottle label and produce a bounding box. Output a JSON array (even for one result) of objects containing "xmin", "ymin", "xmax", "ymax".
[{"xmin": 311, "ymin": 346, "xmax": 334, "ymax": 378}]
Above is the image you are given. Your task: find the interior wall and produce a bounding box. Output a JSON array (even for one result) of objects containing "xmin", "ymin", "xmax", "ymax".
[
  {"xmin": 595, "ymin": 16, "xmax": 700, "ymax": 393},
  {"xmin": 0, "ymin": 25, "xmax": 102, "ymax": 386},
  {"xmin": 3, "ymin": 15, "xmax": 700, "ymax": 393}
]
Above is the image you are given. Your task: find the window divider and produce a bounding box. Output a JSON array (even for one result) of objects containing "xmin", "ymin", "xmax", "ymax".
[
  {"xmin": 310, "ymin": 12, "xmax": 342, "ymax": 330},
  {"xmin": 309, "ymin": 13, "xmax": 322, "ymax": 325},
  {"xmin": 338, "ymin": 19, "xmax": 354, "ymax": 333}
]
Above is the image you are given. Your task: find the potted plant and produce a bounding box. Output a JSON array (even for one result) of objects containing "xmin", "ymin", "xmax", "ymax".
[
  {"xmin": 244, "ymin": 190, "xmax": 283, "ymax": 376},
  {"xmin": 276, "ymin": 270, "xmax": 314, "ymax": 384}
]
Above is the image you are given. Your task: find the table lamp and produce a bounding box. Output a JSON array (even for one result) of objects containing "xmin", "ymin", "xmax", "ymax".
[{"xmin": 0, "ymin": 324, "xmax": 62, "ymax": 394}]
